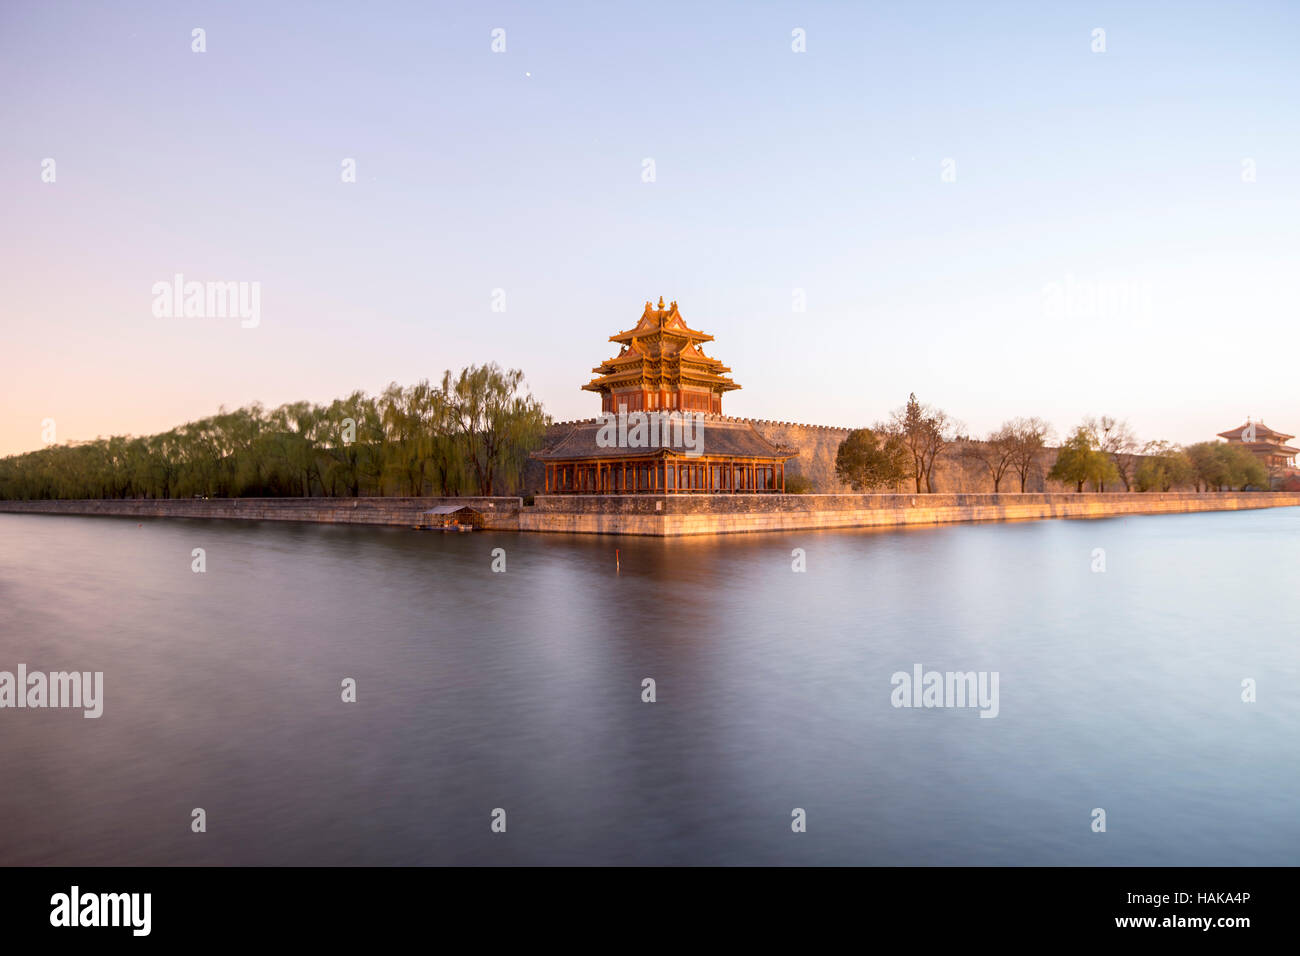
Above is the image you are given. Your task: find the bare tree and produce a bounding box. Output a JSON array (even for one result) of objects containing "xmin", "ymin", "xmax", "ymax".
[
  {"xmin": 960, "ymin": 424, "xmax": 1018, "ymax": 492},
  {"xmin": 1085, "ymin": 415, "xmax": 1139, "ymax": 491},
  {"xmin": 881, "ymin": 393, "xmax": 956, "ymax": 493},
  {"xmin": 1006, "ymin": 417, "xmax": 1053, "ymax": 492}
]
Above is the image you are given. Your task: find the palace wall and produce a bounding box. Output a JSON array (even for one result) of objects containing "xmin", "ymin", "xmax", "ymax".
[
  {"xmin": 518, "ymin": 491, "xmax": 1300, "ymax": 535},
  {"xmin": 524, "ymin": 419, "xmax": 1089, "ymax": 495}
]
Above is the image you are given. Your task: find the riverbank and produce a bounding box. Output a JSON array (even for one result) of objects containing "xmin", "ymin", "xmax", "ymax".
[
  {"xmin": 3, "ymin": 491, "xmax": 1298, "ymax": 535},
  {"xmin": 0, "ymin": 496, "xmax": 522, "ymax": 529}
]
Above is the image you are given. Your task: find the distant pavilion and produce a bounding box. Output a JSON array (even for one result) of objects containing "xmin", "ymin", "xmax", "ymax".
[
  {"xmin": 534, "ymin": 298, "xmax": 797, "ymax": 493},
  {"xmin": 1217, "ymin": 420, "xmax": 1299, "ymax": 472}
]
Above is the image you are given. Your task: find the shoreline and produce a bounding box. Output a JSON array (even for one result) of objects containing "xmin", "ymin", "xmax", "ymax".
[{"xmin": 2, "ymin": 492, "xmax": 1298, "ymax": 536}]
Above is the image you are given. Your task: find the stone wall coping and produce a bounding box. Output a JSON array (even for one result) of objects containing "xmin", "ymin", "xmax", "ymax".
[{"xmin": 548, "ymin": 414, "xmax": 854, "ymax": 432}]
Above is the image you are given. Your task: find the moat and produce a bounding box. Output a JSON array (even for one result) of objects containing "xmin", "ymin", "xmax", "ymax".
[{"xmin": 1, "ymin": 509, "xmax": 1297, "ymax": 865}]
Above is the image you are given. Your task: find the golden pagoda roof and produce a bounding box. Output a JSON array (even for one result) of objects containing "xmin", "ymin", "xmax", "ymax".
[
  {"xmin": 607, "ymin": 297, "xmax": 715, "ymax": 345},
  {"xmin": 582, "ymin": 298, "xmax": 741, "ymax": 394}
]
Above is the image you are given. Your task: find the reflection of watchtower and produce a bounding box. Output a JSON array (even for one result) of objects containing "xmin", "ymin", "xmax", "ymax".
[
  {"xmin": 1217, "ymin": 419, "xmax": 1299, "ymax": 472},
  {"xmin": 582, "ymin": 297, "xmax": 740, "ymax": 415}
]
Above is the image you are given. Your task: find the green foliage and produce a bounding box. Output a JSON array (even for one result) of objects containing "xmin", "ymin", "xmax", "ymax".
[
  {"xmin": 445, "ymin": 364, "xmax": 548, "ymax": 497},
  {"xmin": 782, "ymin": 473, "xmax": 813, "ymax": 494},
  {"xmin": 0, "ymin": 366, "xmax": 549, "ymax": 500},
  {"xmin": 1047, "ymin": 426, "xmax": 1119, "ymax": 492},
  {"xmin": 835, "ymin": 427, "xmax": 912, "ymax": 491},
  {"xmin": 1134, "ymin": 442, "xmax": 1196, "ymax": 492},
  {"xmin": 1184, "ymin": 441, "xmax": 1269, "ymax": 491}
]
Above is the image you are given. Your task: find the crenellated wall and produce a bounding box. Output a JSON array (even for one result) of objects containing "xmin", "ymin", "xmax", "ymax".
[{"xmin": 524, "ymin": 417, "xmax": 1077, "ymax": 494}]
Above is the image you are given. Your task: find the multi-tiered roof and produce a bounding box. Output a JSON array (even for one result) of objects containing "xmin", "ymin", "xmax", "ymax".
[
  {"xmin": 532, "ymin": 298, "xmax": 796, "ymax": 494},
  {"xmin": 1217, "ymin": 420, "xmax": 1299, "ymax": 472},
  {"xmin": 582, "ymin": 298, "xmax": 740, "ymax": 414}
]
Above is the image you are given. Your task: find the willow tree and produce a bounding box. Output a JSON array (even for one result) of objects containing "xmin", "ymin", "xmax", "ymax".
[
  {"xmin": 445, "ymin": 364, "xmax": 548, "ymax": 496},
  {"xmin": 380, "ymin": 380, "xmax": 435, "ymax": 496}
]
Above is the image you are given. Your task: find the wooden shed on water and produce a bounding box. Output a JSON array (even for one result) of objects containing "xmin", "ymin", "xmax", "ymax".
[{"xmin": 415, "ymin": 505, "xmax": 483, "ymax": 531}]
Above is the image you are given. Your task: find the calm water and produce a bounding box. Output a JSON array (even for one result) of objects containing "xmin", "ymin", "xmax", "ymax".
[{"xmin": 1, "ymin": 509, "xmax": 1297, "ymax": 866}]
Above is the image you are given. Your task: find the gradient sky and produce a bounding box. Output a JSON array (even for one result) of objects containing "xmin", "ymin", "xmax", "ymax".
[{"xmin": 2, "ymin": 0, "xmax": 1297, "ymax": 457}]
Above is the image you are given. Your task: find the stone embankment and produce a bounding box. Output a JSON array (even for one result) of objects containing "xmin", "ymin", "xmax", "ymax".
[{"xmin": 4, "ymin": 492, "xmax": 1298, "ymax": 536}]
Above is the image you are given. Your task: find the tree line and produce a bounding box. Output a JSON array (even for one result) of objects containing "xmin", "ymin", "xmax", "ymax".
[
  {"xmin": 0, "ymin": 364, "xmax": 548, "ymax": 500},
  {"xmin": 1048, "ymin": 426, "xmax": 1267, "ymax": 493},
  {"xmin": 835, "ymin": 396, "xmax": 1271, "ymax": 493}
]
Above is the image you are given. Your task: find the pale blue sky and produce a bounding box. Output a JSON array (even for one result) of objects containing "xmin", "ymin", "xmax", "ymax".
[{"xmin": 2, "ymin": 0, "xmax": 1297, "ymax": 455}]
